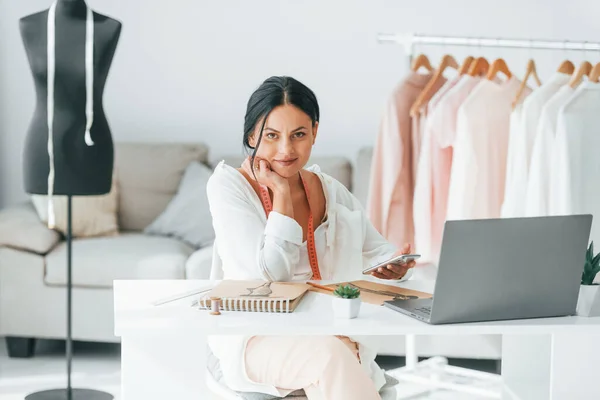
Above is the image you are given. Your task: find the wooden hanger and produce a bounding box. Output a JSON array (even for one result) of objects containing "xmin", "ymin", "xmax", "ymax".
[
  {"xmin": 411, "ymin": 53, "xmax": 434, "ymax": 73},
  {"xmin": 410, "ymin": 54, "xmax": 459, "ymax": 116},
  {"xmin": 458, "ymin": 56, "xmax": 475, "ymax": 75},
  {"xmin": 512, "ymin": 59, "xmax": 541, "ymax": 108},
  {"xmin": 486, "ymin": 58, "xmax": 512, "ymax": 80},
  {"xmin": 557, "ymin": 60, "xmax": 575, "ymax": 74},
  {"xmin": 568, "ymin": 61, "xmax": 593, "ymax": 88},
  {"xmin": 590, "ymin": 62, "xmax": 600, "ymax": 83},
  {"xmin": 467, "ymin": 57, "xmax": 489, "ymax": 77}
]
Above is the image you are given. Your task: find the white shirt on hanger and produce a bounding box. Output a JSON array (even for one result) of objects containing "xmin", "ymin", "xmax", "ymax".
[
  {"xmin": 447, "ymin": 77, "xmax": 524, "ymax": 220},
  {"xmin": 524, "ymin": 85, "xmax": 576, "ymax": 217},
  {"xmin": 501, "ymin": 72, "xmax": 570, "ymax": 218},
  {"xmin": 549, "ymin": 81, "xmax": 600, "ymax": 246},
  {"xmin": 206, "ymin": 161, "xmax": 408, "ymax": 397},
  {"xmin": 500, "ymin": 102, "xmax": 526, "ymax": 218}
]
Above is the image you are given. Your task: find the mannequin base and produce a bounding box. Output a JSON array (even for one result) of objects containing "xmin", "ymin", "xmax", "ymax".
[{"xmin": 25, "ymin": 388, "xmax": 114, "ymax": 400}]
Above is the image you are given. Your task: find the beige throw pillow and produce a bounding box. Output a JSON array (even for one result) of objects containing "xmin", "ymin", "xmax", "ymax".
[{"xmin": 31, "ymin": 173, "xmax": 119, "ymax": 238}]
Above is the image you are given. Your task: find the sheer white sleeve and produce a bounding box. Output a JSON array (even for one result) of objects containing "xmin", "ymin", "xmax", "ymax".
[{"xmin": 207, "ymin": 169, "xmax": 302, "ymax": 281}]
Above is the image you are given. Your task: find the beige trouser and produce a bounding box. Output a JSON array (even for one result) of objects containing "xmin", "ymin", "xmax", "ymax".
[{"xmin": 244, "ymin": 335, "xmax": 382, "ymax": 400}]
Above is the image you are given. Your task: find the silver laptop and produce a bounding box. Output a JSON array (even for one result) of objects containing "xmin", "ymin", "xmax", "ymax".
[{"xmin": 384, "ymin": 215, "xmax": 593, "ymax": 324}]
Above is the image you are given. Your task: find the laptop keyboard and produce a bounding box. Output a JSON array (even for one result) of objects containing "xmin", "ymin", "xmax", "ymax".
[{"xmin": 415, "ymin": 306, "xmax": 432, "ymax": 315}]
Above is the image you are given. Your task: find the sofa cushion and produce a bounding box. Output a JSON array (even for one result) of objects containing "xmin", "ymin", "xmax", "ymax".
[
  {"xmin": 45, "ymin": 233, "xmax": 195, "ymax": 288},
  {"xmin": 0, "ymin": 202, "xmax": 61, "ymax": 255},
  {"xmin": 145, "ymin": 162, "xmax": 215, "ymax": 249},
  {"xmin": 31, "ymin": 171, "xmax": 119, "ymax": 238},
  {"xmin": 211, "ymin": 154, "xmax": 352, "ymax": 190},
  {"xmin": 115, "ymin": 142, "xmax": 209, "ymax": 231},
  {"xmin": 185, "ymin": 245, "xmax": 215, "ymax": 280}
]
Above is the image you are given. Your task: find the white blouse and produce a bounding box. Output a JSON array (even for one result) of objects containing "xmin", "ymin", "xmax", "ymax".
[
  {"xmin": 549, "ymin": 82, "xmax": 600, "ymax": 247},
  {"xmin": 525, "ymin": 85, "xmax": 575, "ymax": 217},
  {"xmin": 206, "ymin": 161, "xmax": 412, "ymax": 396},
  {"xmin": 502, "ymin": 72, "xmax": 570, "ymax": 218}
]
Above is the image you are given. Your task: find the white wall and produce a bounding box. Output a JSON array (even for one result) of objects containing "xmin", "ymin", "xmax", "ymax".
[{"xmin": 1, "ymin": 0, "xmax": 599, "ymax": 207}]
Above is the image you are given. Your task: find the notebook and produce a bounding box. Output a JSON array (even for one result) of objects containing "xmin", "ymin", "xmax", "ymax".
[{"xmin": 197, "ymin": 280, "xmax": 310, "ymax": 313}]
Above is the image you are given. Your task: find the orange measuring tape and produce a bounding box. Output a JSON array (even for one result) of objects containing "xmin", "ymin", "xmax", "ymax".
[{"xmin": 258, "ymin": 173, "xmax": 322, "ymax": 280}]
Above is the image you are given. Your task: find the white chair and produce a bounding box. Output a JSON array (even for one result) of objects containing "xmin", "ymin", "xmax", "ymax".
[{"xmin": 207, "ymin": 369, "xmax": 398, "ymax": 400}]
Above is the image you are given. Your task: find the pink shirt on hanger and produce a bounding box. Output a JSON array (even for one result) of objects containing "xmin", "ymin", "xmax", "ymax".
[
  {"xmin": 447, "ymin": 77, "xmax": 530, "ymax": 220},
  {"xmin": 424, "ymin": 75, "xmax": 482, "ymax": 262},
  {"xmin": 367, "ymin": 72, "xmax": 432, "ymax": 249},
  {"xmin": 411, "ymin": 77, "xmax": 448, "ymax": 186},
  {"xmin": 413, "ymin": 76, "xmax": 458, "ymax": 263}
]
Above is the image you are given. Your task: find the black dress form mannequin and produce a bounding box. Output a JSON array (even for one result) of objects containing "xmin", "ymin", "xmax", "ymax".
[
  {"xmin": 17, "ymin": 2, "xmax": 121, "ymax": 400},
  {"xmin": 20, "ymin": 0, "xmax": 121, "ymax": 196}
]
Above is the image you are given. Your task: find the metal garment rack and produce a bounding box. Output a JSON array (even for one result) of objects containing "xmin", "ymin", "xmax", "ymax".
[
  {"xmin": 377, "ymin": 32, "xmax": 600, "ymax": 58},
  {"xmin": 376, "ymin": 32, "xmax": 600, "ymax": 400}
]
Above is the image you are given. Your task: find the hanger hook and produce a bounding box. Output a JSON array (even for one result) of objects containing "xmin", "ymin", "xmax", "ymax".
[
  {"xmin": 529, "ymin": 38, "xmax": 533, "ymax": 59},
  {"xmin": 497, "ymin": 37, "xmax": 502, "ymax": 61}
]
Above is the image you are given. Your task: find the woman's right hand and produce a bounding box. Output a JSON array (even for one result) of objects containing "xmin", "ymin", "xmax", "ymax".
[{"xmin": 242, "ymin": 156, "xmax": 289, "ymax": 193}]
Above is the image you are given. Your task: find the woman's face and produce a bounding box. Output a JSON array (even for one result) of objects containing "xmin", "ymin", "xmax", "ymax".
[{"xmin": 249, "ymin": 104, "xmax": 318, "ymax": 178}]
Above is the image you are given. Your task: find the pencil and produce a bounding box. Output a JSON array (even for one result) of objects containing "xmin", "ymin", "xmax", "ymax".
[{"xmin": 307, "ymin": 282, "xmax": 335, "ymax": 292}]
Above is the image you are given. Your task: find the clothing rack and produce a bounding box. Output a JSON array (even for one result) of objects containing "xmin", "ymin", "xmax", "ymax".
[
  {"xmin": 377, "ymin": 32, "xmax": 600, "ymax": 56},
  {"xmin": 372, "ymin": 31, "xmax": 600, "ymax": 399}
]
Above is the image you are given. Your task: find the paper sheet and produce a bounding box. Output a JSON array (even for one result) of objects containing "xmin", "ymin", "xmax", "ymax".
[{"xmin": 309, "ymin": 280, "xmax": 432, "ymax": 306}]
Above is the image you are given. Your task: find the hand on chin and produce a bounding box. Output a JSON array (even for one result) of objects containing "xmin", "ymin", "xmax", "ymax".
[{"xmin": 242, "ymin": 156, "xmax": 289, "ymax": 191}]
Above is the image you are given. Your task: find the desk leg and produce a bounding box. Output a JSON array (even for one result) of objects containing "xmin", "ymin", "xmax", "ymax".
[
  {"xmin": 121, "ymin": 332, "xmax": 208, "ymax": 400},
  {"xmin": 502, "ymin": 333, "xmax": 600, "ymax": 400},
  {"xmin": 501, "ymin": 334, "xmax": 551, "ymax": 400},
  {"xmin": 548, "ymin": 333, "xmax": 600, "ymax": 400}
]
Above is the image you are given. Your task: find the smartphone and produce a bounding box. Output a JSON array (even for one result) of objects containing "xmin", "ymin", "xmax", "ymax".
[{"xmin": 362, "ymin": 254, "xmax": 421, "ymax": 275}]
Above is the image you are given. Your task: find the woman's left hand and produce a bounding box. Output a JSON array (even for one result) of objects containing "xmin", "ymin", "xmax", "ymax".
[{"xmin": 371, "ymin": 243, "xmax": 416, "ymax": 280}]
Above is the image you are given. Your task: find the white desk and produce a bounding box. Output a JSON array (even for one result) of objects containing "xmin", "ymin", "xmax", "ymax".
[{"xmin": 114, "ymin": 280, "xmax": 600, "ymax": 400}]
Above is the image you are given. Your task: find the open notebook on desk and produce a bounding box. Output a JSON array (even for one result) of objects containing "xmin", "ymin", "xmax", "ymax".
[{"xmin": 196, "ymin": 280, "xmax": 311, "ymax": 313}]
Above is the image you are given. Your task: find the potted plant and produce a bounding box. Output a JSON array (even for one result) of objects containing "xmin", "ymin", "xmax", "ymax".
[
  {"xmin": 576, "ymin": 241, "xmax": 600, "ymax": 317},
  {"xmin": 332, "ymin": 284, "xmax": 361, "ymax": 319}
]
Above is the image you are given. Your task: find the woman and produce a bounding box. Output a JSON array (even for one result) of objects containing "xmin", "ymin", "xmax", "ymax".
[{"xmin": 207, "ymin": 76, "xmax": 416, "ymax": 400}]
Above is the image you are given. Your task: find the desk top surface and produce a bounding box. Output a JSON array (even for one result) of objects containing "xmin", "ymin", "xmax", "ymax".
[{"xmin": 113, "ymin": 279, "xmax": 600, "ymax": 337}]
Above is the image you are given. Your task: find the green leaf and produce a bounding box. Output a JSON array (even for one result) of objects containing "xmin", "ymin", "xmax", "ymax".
[
  {"xmin": 582, "ymin": 271, "xmax": 594, "ymax": 285},
  {"xmin": 333, "ymin": 284, "xmax": 361, "ymax": 299},
  {"xmin": 582, "ymin": 242, "xmax": 600, "ymax": 285}
]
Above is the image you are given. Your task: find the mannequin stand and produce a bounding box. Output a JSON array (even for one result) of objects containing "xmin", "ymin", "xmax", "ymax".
[{"xmin": 25, "ymin": 196, "xmax": 114, "ymax": 400}]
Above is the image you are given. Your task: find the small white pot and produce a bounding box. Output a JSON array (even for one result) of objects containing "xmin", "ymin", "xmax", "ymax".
[
  {"xmin": 576, "ymin": 285, "xmax": 600, "ymax": 317},
  {"xmin": 332, "ymin": 296, "xmax": 361, "ymax": 319}
]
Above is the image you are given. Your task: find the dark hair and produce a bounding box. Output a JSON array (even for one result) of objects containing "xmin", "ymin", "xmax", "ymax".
[{"xmin": 243, "ymin": 76, "xmax": 320, "ymax": 170}]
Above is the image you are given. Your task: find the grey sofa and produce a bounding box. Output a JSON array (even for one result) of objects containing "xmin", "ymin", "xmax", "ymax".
[{"xmin": 0, "ymin": 142, "xmax": 501, "ymax": 361}]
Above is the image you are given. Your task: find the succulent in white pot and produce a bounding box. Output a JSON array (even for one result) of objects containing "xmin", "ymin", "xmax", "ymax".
[
  {"xmin": 332, "ymin": 284, "xmax": 361, "ymax": 319},
  {"xmin": 576, "ymin": 241, "xmax": 600, "ymax": 317}
]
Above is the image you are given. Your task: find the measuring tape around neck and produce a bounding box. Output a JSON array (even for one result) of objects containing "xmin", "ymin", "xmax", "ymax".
[{"xmin": 258, "ymin": 172, "xmax": 322, "ymax": 280}]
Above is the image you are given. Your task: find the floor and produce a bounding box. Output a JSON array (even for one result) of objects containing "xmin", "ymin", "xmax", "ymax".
[
  {"xmin": 0, "ymin": 339, "xmax": 121, "ymax": 400},
  {"xmin": 0, "ymin": 338, "xmax": 500, "ymax": 400}
]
